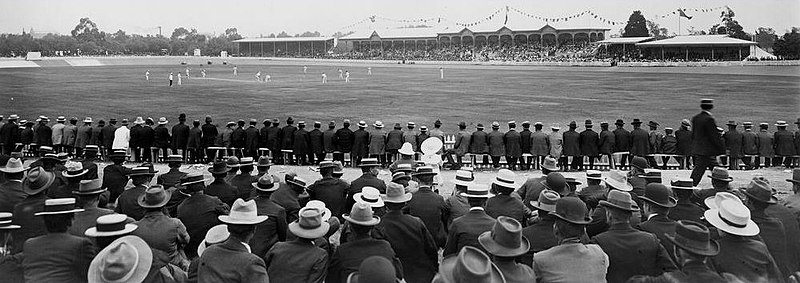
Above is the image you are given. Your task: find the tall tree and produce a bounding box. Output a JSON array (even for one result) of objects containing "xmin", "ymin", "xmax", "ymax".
[
  {"xmin": 623, "ymin": 11, "xmax": 648, "ymax": 37},
  {"xmin": 71, "ymin": 17, "xmax": 105, "ymax": 42},
  {"xmin": 709, "ymin": 7, "xmax": 749, "ymax": 40},
  {"xmin": 773, "ymin": 27, "xmax": 800, "ymax": 59},
  {"xmin": 754, "ymin": 27, "xmax": 777, "ymax": 52},
  {"xmin": 646, "ymin": 20, "xmax": 669, "ymax": 39}
]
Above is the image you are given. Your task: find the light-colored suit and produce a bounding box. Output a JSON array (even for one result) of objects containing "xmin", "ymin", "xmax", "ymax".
[{"xmin": 533, "ymin": 241, "xmax": 609, "ymax": 283}]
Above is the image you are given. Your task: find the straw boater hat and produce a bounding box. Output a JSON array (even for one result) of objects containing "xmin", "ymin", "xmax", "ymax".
[
  {"xmin": 305, "ymin": 200, "xmax": 333, "ymax": 221},
  {"xmin": 287, "ymin": 176, "xmax": 309, "ymax": 189},
  {"xmin": 437, "ymin": 246, "xmax": 504, "ymax": 283},
  {"xmin": 289, "ymin": 207, "xmax": 331, "ymax": 239},
  {"xmin": 705, "ymin": 199, "xmax": 760, "ymax": 236},
  {"xmin": 0, "ymin": 212, "xmax": 21, "ymax": 230},
  {"xmin": 343, "ymin": 202, "xmax": 381, "ymax": 226},
  {"xmin": 530, "ymin": 190, "xmax": 560, "ymax": 212},
  {"xmin": 354, "ymin": 187, "xmax": 385, "ymax": 208},
  {"xmin": 133, "ymin": 117, "xmax": 145, "ymax": 125},
  {"xmin": 197, "ymin": 224, "xmax": 229, "ymax": 257},
  {"xmin": 373, "ymin": 121, "xmax": 384, "ymax": 128},
  {"xmin": 137, "ymin": 185, "xmax": 171, "ymax": 208},
  {"xmin": 599, "ymin": 190, "xmax": 639, "ymax": 212},
  {"xmin": 239, "ymin": 157, "xmax": 256, "ymax": 167},
  {"xmin": 550, "ymin": 197, "xmax": 591, "ymax": 225},
  {"xmin": 219, "ymin": 199, "xmax": 269, "ymax": 225},
  {"xmin": 412, "ymin": 166, "xmax": 437, "ymax": 177},
  {"xmin": 22, "ymin": 167, "xmax": 56, "ymax": 195},
  {"xmin": 604, "ymin": 170, "xmax": 633, "ymax": 192},
  {"xmin": 398, "ymin": 142, "xmax": 415, "ymax": 155},
  {"xmin": 357, "ymin": 158, "xmax": 381, "ymax": 168},
  {"xmin": 639, "ymin": 183, "xmax": 677, "ymax": 208},
  {"xmin": 381, "ymin": 182, "xmax": 412, "ymax": 203},
  {"xmin": 637, "ymin": 169, "xmax": 662, "ymax": 180},
  {"xmin": 88, "ymin": 235, "xmax": 152, "ymax": 283},
  {"xmin": 665, "ymin": 220, "xmax": 720, "ymax": 257},
  {"xmin": 166, "ymin": 155, "xmax": 183, "ymax": 163},
  {"xmin": 704, "ymin": 192, "xmax": 742, "ymax": 210},
  {"xmin": 479, "ymin": 216, "xmax": 530, "ymax": 257},
  {"xmin": 62, "ymin": 161, "xmax": 89, "ymax": 178},
  {"xmin": 461, "ymin": 184, "xmax": 495, "ymax": 198},
  {"xmin": 37, "ymin": 145, "xmax": 54, "ymax": 153},
  {"xmin": 391, "ymin": 172, "xmax": 410, "ymax": 182},
  {"xmin": 85, "ymin": 214, "xmax": 138, "ymax": 238},
  {"xmin": 36, "ymin": 198, "xmax": 84, "ymax": 216},
  {"xmin": 73, "ymin": 179, "xmax": 106, "ymax": 195},
  {"xmin": 540, "ymin": 156, "xmax": 559, "ymax": 172},
  {"xmin": 670, "ymin": 179, "xmax": 699, "ymax": 191},
  {"xmin": 157, "ymin": 117, "xmax": 168, "ymax": 125},
  {"xmin": 179, "ymin": 173, "xmax": 206, "ymax": 189},
  {"xmin": 83, "ymin": 117, "xmax": 93, "ymax": 123},
  {"xmin": 395, "ymin": 163, "xmax": 414, "ymax": 173},
  {"xmin": 492, "ymin": 169, "xmax": 517, "ymax": 189},
  {"xmin": 586, "ymin": 170, "xmax": 603, "ymax": 180},
  {"xmin": 453, "ymin": 169, "xmax": 474, "ymax": 187},
  {"xmin": 0, "ymin": 157, "xmax": 27, "ymax": 174},
  {"xmin": 708, "ymin": 167, "xmax": 733, "ymax": 182},
  {"xmin": 252, "ymin": 174, "xmax": 279, "ymax": 192},
  {"xmin": 740, "ymin": 178, "xmax": 778, "ymax": 204},
  {"xmin": 127, "ymin": 165, "xmax": 157, "ymax": 177}
]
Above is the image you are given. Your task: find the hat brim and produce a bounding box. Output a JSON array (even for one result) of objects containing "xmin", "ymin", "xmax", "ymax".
[
  {"xmin": 412, "ymin": 172, "xmax": 438, "ymax": 177},
  {"xmin": 137, "ymin": 191, "xmax": 172, "ymax": 208},
  {"xmin": 707, "ymin": 175, "xmax": 733, "ymax": 182},
  {"xmin": 0, "ymin": 166, "xmax": 28, "ymax": 173},
  {"xmin": 639, "ymin": 196, "xmax": 677, "ymax": 208},
  {"xmin": 478, "ymin": 231, "xmax": 530, "ymax": 257},
  {"xmin": 218, "ymin": 215, "xmax": 269, "ymax": 225},
  {"xmin": 549, "ymin": 211, "xmax": 592, "ymax": 225},
  {"xmin": 35, "ymin": 208, "xmax": 84, "ymax": 216},
  {"xmin": 128, "ymin": 172, "xmax": 157, "ymax": 177},
  {"xmin": 381, "ymin": 193, "xmax": 412, "ymax": 203},
  {"xmin": 788, "ymin": 179, "xmax": 800, "ymax": 184},
  {"xmin": 89, "ymin": 236, "xmax": 152, "ymax": 283},
  {"xmin": 357, "ymin": 163, "xmax": 381, "ymax": 168},
  {"xmin": 398, "ymin": 149, "xmax": 415, "ymax": 155},
  {"xmin": 342, "ymin": 215, "xmax": 381, "ymax": 226},
  {"xmin": 180, "ymin": 179, "xmax": 206, "ymax": 186},
  {"xmin": 252, "ymin": 182, "xmax": 279, "ymax": 192},
  {"xmin": 62, "ymin": 169, "xmax": 89, "ymax": 178},
  {"xmin": 664, "ymin": 234, "xmax": 720, "ymax": 257},
  {"xmin": 671, "ymin": 185, "xmax": 699, "ymax": 191},
  {"xmin": 493, "ymin": 180, "xmax": 517, "ymax": 189},
  {"xmin": 0, "ymin": 224, "xmax": 21, "ymax": 230},
  {"xmin": 208, "ymin": 167, "xmax": 231, "ymax": 174},
  {"xmin": 287, "ymin": 179, "xmax": 308, "ymax": 188},
  {"xmin": 541, "ymin": 164, "xmax": 559, "ymax": 172},
  {"xmin": 73, "ymin": 188, "xmax": 108, "ymax": 195},
  {"xmin": 22, "ymin": 174, "xmax": 56, "ymax": 195},
  {"xmin": 257, "ymin": 162, "xmax": 274, "ymax": 167},
  {"xmin": 84, "ymin": 224, "xmax": 138, "ymax": 237},
  {"xmin": 439, "ymin": 252, "xmax": 505, "ymax": 283},
  {"xmin": 453, "ymin": 179, "xmax": 474, "ymax": 187},
  {"xmin": 354, "ymin": 193, "xmax": 385, "ymax": 208},
  {"xmin": 460, "ymin": 192, "xmax": 495, "ymax": 198},
  {"xmin": 740, "ymin": 190, "xmax": 778, "ymax": 205},
  {"xmin": 288, "ymin": 221, "xmax": 330, "ymax": 239},
  {"xmin": 603, "ymin": 177, "xmax": 633, "ymax": 192},
  {"xmin": 599, "ymin": 200, "xmax": 639, "ymax": 212},
  {"xmin": 586, "ymin": 176, "xmax": 603, "ymax": 180},
  {"xmin": 530, "ymin": 201, "xmax": 556, "ymax": 212},
  {"xmin": 704, "ymin": 209, "xmax": 760, "ymax": 236}
]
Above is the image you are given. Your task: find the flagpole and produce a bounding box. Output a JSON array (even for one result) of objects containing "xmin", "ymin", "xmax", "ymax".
[{"xmin": 678, "ymin": 13, "xmax": 681, "ymax": 36}]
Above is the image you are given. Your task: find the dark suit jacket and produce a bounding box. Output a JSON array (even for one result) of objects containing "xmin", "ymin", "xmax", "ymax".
[
  {"xmin": 636, "ymin": 214, "xmax": 678, "ymax": 262},
  {"xmin": 198, "ymin": 238, "xmax": 269, "ymax": 283},
  {"xmin": 250, "ymin": 195, "xmax": 287, "ymax": 259},
  {"xmin": 382, "ymin": 210, "xmax": 439, "ymax": 283},
  {"xmin": 485, "ymin": 194, "xmax": 526, "ymax": 223},
  {"xmin": 171, "ymin": 123, "xmax": 190, "ymax": 150},
  {"xmin": 469, "ymin": 130, "xmax": 489, "ymax": 154},
  {"xmin": 334, "ymin": 127, "xmax": 354, "ymax": 153},
  {"xmin": 129, "ymin": 124, "xmax": 143, "ymax": 148},
  {"xmin": 443, "ymin": 208, "xmax": 496, "ymax": 256},
  {"xmin": 327, "ymin": 235, "xmax": 403, "ymax": 283},
  {"xmin": 351, "ymin": 129, "xmax": 370, "ymax": 157},
  {"xmin": 667, "ymin": 199, "xmax": 705, "ymax": 223},
  {"xmin": 751, "ymin": 210, "xmax": 792, "ymax": 277},
  {"xmin": 563, "ymin": 129, "xmax": 581, "ymax": 156},
  {"xmin": 0, "ymin": 180, "xmax": 25, "ymax": 213},
  {"xmin": 264, "ymin": 239, "xmax": 328, "ymax": 283},
  {"xmin": 407, "ymin": 187, "xmax": 449, "ymax": 248},
  {"xmin": 386, "ymin": 129, "xmax": 404, "ymax": 151},
  {"xmin": 580, "ymin": 129, "xmax": 600, "ymax": 156},
  {"xmin": 140, "ymin": 125, "xmax": 154, "ymax": 148},
  {"xmin": 486, "ymin": 130, "xmax": 505, "ymax": 156},
  {"xmin": 292, "ymin": 128, "xmax": 310, "ymax": 155},
  {"xmin": 520, "ymin": 215, "xmax": 557, "ymax": 266},
  {"xmin": 154, "ymin": 125, "xmax": 171, "ymax": 148},
  {"xmin": 230, "ymin": 174, "xmax": 258, "ymax": 201},
  {"xmin": 22, "ymin": 233, "xmax": 95, "ymax": 283},
  {"xmin": 271, "ymin": 184, "xmax": 302, "ymax": 224},
  {"xmin": 592, "ymin": 223, "xmax": 676, "ymax": 283},
  {"xmin": 599, "ymin": 129, "xmax": 615, "ymax": 155},
  {"xmin": 200, "ymin": 123, "xmax": 218, "ymax": 147},
  {"xmin": 280, "ymin": 125, "xmax": 297, "ymax": 150},
  {"xmin": 11, "ymin": 194, "xmax": 47, "ymax": 254},
  {"xmin": 102, "ymin": 163, "xmax": 130, "ymax": 203},
  {"xmin": 245, "ymin": 126, "xmax": 260, "ymax": 153},
  {"xmin": 205, "ymin": 178, "xmax": 238, "ymax": 207},
  {"xmin": 712, "ymin": 235, "xmax": 783, "ymax": 283},
  {"xmin": 519, "ymin": 129, "xmax": 532, "ymax": 154},
  {"xmin": 724, "ymin": 129, "xmax": 744, "ymax": 158},
  {"xmin": 265, "ymin": 126, "xmax": 281, "ymax": 152},
  {"xmin": 309, "ymin": 129, "xmax": 324, "ymax": 154},
  {"xmin": 308, "ymin": 177, "xmax": 350, "ymax": 219},
  {"xmin": 504, "ymin": 129, "xmax": 522, "ymax": 157},
  {"xmin": 346, "ymin": 174, "xmax": 386, "ymax": 211},
  {"xmin": 743, "ymin": 130, "xmax": 759, "ymax": 155},
  {"xmin": 187, "ymin": 127, "xmax": 202, "ymax": 149},
  {"xmin": 35, "ymin": 124, "xmax": 52, "ymax": 146},
  {"xmin": 691, "ymin": 111, "xmax": 724, "ymax": 156},
  {"xmin": 114, "ymin": 185, "xmax": 147, "ymax": 220},
  {"xmin": 630, "ymin": 128, "xmax": 650, "ymax": 156},
  {"xmin": 102, "ymin": 124, "xmax": 118, "ymax": 149},
  {"xmin": 614, "ymin": 127, "xmax": 632, "ymax": 152},
  {"xmin": 767, "ymin": 203, "xmax": 800, "ymax": 273},
  {"xmin": 178, "ymin": 193, "xmax": 229, "ymax": 259},
  {"xmin": 231, "ymin": 127, "xmax": 246, "ymax": 148},
  {"xmin": 775, "ymin": 129, "xmax": 796, "ymax": 156}
]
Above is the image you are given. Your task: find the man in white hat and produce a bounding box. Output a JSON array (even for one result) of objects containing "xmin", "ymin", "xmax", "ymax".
[
  {"xmin": 708, "ymin": 199, "xmax": 782, "ymax": 283},
  {"xmin": 443, "ymin": 184, "xmax": 497, "ymax": 256},
  {"xmin": 368, "ymin": 121, "xmax": 387, "ymax": 167},
  {"xmin": 248, "ymin": 174, "xmax": 287, "ymax": 259},
  {"xmin": 389, "ymin": 142, "xmax": 417, "ymax": 173},
  {"xmin": 0, "ymin": 158, "xmax": 27, "ymax": 212},
  {"xmin": 485, "ymin": 169, "xmax": 525, "ymax": 223},
  {"xmin": 265, "ymin": 206, "xmax": 329, "ymax": 283},
  {"xmin": 521, "ymin": 190, "xmax": 561, "ymax": 266},
  {"xmin": 198, "ymin": 198, "xmax": 269, "ymax": 283},
  {"xmin": 444, "ymin": 169, "xmax": 474, "ymax": 224}
]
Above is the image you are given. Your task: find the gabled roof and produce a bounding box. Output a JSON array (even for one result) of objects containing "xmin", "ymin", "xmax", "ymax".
[
  {"xmin": 636, "ymin": 35, "xmax": 757, "ymax": 46},
  {"xmin": 597, "ymin": 37, "xmax": 654, "ymax": 44},
  {"xmin": 438, "ymin": 10, "xmax": 610, "ymax": 34},
  {"xmin": 341, "ymin": 27, "xmax": 442, "ymax": 40},
  {"xmin": 233, "ymin": 37, "xmax": 334, "ymax": 43}
]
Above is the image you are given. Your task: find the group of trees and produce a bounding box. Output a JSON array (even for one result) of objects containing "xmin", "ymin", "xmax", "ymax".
[{"xmin": 621, "ymin": 8, "xmax": 800, "ymax": 59}]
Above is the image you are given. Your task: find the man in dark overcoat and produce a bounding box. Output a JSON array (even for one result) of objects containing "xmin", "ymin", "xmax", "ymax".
[
  {"xmin": 487, "ymin": 122, "xmax": 505, "ymax": 169},
  {"xmin": 200, "ymin": 116, "xmax": 218, "ymax": 162},
  {"xmin": 292, "ymin": 121, "xmax": 310, "ymax": 165},
  {"xmin": 562, "ymin": 121, "xmax": 581, "ymax": 171},
  {"xmin": 334, "ymin": 119, "xmax": 354, "ymax": 164},
  {"xmin": 352, "ymin": 121, "xmax": 370, "ymax": 166},
  {"xmin": 580, "ymin": 120, "xmax": 600, "ymax": 170},
  {"xmin": 385, "ymin": 123, "xmax": 404, "ymax": 165},
  {"xmin": 599, "ymin": 121, "xmax": 615, "ymax": 169},
  {"xmin": 613, "ymin": 119, "xmax": 632, "ymax": 168},
  {"xmin": 407, "ymin": 167, "xmax": 449, "ymax": 248},
  {"xmin": 503, "ymin": 121, "xmax": 522, "ymax": 170},
  {"xmin": 775, "ymin": 121, "xmax": 796, "ymax": 168},
  {"xmin": 309, "ymin": 121, "xmax": 325, "ymax": 164},
  {"xmin": 381, "ymin": 182, "xmax": 438, "ymax": 283},
  {"xmin": 244, "ymin": 119, "xmax": 260, "ymax": 159},
  {"xmin": 519, "ymin": 121, "xmax": 533, "ymax": 170},
  {"xmin": 469, "ymin": 124, "xmax": 489, "ymax": 166},
  {"xmin": 689, "ymin": 99, "xmax": 725, "ymax": 185},
  {"xmin": 723, "ymin": 121, "xmax": 744, "ymax": 170}
]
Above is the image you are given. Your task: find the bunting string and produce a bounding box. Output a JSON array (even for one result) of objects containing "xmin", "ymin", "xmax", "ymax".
[
  {"xmin": 452, "ymin": 9, "xmax": 503, "ymax": 27},
  {"xmin": 509, "ymin": 6, "xmax": 626, "ymax": 26},
  {"xmin": 654, "ymin": 6, "xmax": 726, "ymax": 19}
]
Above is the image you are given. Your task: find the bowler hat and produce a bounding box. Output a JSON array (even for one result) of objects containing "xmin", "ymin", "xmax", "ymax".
[
  {"xmin": 437, "ymin": 246, "xmax": 504, "ymax": 283},
  {"xmin": 615, "ymin": 119, "xmax": 625, "ymax": 126},
  {"xmin": 343, "ymin": 202, "xmax": 381, "ymax": 226},
  {"xmin": 631, "ymin": 156, "xmax": 649, "ymax": 170},
  {"xmin": 354, "ymin": 187, "xmax": 384, "ymax": 208},
  {"xmin": 631, "ymin": 118, "xmax": 642, "ymax": 125},
  {"xmin": 541, "ymin": 172, "xmax": 567, "ymax": 193},
  {"xmin": 382, "ymin": 182, "xmax": 412, "ymax": 203},
  {"xmin": 36, "ymin": 198, "xmax": 84, "ymax": 216},
  {"xmin": 346, "ymin": 256, "xmax": 397, "ymax": 283},
  {"xmin": 88, "ymin": 236, "xmax": 152, "ymax": 283},
  {"xmin": 393, "ymin": 122, "xmax": 402, "ymax": 129},
  {"xmin": 584, "ymin": 119, "xmax": 593, "ymax": 126},
  {"xmin": 290, "ymin": 207, "xmax": 331, "ymax": 239},
  {"xmin": 197, "ymin": 224, "xmax": 229, "ymax": 257},
  {"xmin": 458, "ymin": 121, "xmax": 467, "ymax": 127},
  {"xmin": 530, "ymin": 190, "xmax": 560, "ymax": 212},
  {"xmin": 84, "ymin": 214, "xmax": 137, "ymax": 238},
  {"xmin": 600, "ymin": 190, "xmax": 639, "ymax": 212},
  {"xmin": 550, "ymin": 196, "xmax": 591, "ymax": 225},
  {"xmin": 0, "ymin": 158, "xmax": 28, "ymax": 174},
  {"xmin": 22, "ymin": 167, "xmax": 56, "ymax": 195},
  {"xmin": 219, "ymin": 199, "xmax": 268, "ymax": 225},
  {"xmin": 478, "ymin": 216, "xmax": 530, "ymax": 257},
  {"xmin": 252, "ymin": 174, "xmax": 279, "ymax": 192},
  {"xmin": 708, "ymin": 167, "xmax": 733, "ymax": 182},
  {"xmin": 741, "ymin": 178, "xmax": 778, "ymax": 204},
  {"xmin": 568, "ymin": 121, "xmax": 577, "ymax": 127},
  {"xmin": 73, "ymin": 179, "xmax": 106, "ymax": 195},
  {"xmin": 137, "ymin": 185, "xmax": 171, "ymax": 208},
  {"xmin": 665, "ymin": 220, "xmax": 720, "ymax": 257},
  {"xmin": 639, "ymin": 183, "xmax": 677, "ymax": 208}
]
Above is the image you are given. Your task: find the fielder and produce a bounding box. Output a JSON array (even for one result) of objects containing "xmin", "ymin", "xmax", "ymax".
[
  {"xmin": 256, "ymin": 71, "xmax": 261, "ymax": 82},
  {"xmin": 169, "ymin": 72, "xmax": 173, "ymax": 87},
  {"xmin": 367, "ymin": 67, "xmax": 372, "ymax": 75},
  {"xmin": 303, "ymin": 65, "xmax": 307, "ymax": 74},
  {"xmin": 440, "ymin": 67, "xmax": 444, "ymax": 79},
  {"xmin": 345, "ymin": 71, "xmax": 350, "ymax": 83},
  {"xmin": 265, "ymin": 74, "xmax": 271, "ymax": 82},
  {"xmin": 201, "ymin": 69, "xmax": 206, "ymax": 78},
  {"xmin": 177, "ymin": 73, "xmax": 182, "ymax": 85},
  {"xmin": 338, "ymin": 68, "xmax": 343, "ymax": 79},
  {"xmin": 322, "ymin": 72, "xmax": 327, "ymax": 84},
  {"xmin": 185, "ymin": 67, "xmax": 190, "ymax": 78},
  {"xmin": 233, "ymin": 66, "xmax": 238, "ymax": 77},
  {"xmin": 145, "ymin": 70, "xmax": 150, "ymax": 81}
]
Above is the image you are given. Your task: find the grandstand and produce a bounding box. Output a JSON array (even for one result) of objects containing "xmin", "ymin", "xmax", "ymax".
[{"xmin": 233, "ymin": 37, "xmax": 336, "ymax": 57}]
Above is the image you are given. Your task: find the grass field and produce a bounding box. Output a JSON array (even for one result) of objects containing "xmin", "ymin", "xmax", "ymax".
[{"xmin": 1, "ymin": 61, "xmax": 798, "ymax": 131}]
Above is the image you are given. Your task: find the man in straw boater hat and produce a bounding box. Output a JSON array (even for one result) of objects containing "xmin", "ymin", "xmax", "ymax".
[
  {"xmin": 248, "ymin": 174, "xmax": 287, "ymax": 259},
  {"xmin": 444, "ymin": 169, "xmax": 474, "ymax": 225},
  {"xmin": 198, "ymin": 198, "xmax": 269, "ymax": 282},
  {"xmin": 177, "ymin": 173, "xmax": 230, "ymax": 259},
  {"xmin": 10, "ymin": 167, "xmax": 56, "ymax": 254},
  {"xmin": 774, "ymin": 120, "xmax": 796, "ymax": 168},
  {"xmin": 85, "ymin": 214, "xmax": 138, "ymax": 250},
  {"xmin": 486, "ymin": 169, "xmax": 526, "ymax": 223},
  {"xmin": 0, "ymin": 157, "xmax": 28, "ymax": 212},
  {"xmin": 102, "ymin": 149, "xmax": 131, "ymax": 205},
  {"xmin": 380, "ymin": 182, "xmax": 438, "ymax": 283},
  {"xmin": 667, "ymin": 179, "xmax": 705, "ymax": 223},
  {"xmin": 478, "ymin": 216, "xmax": 534, "ymax": 282},
  {"xmin": 738, "ymin": 177, "xmax": 794, "ymax": 277},
  {"xmin": 341, "ymin": 186, "xmax": 386, "ymax": 244},
  {"xmin": 353, "ymin": 120, "xmax": 371, "ymax": 166},
  {"xmin": 520, "ymin": 190, "xmax": 561, "ymax": 266},
  {"xmin": 591, "ymin": 190, "xmax": 676, "ymax": 283},
  {"xmin": 205, "ymin": 160, "xmax": 237, "ymax": 207},
  {"xmin": 444, "ymin": 183, "xmax": 498, "ymax": 256},
  {"xmin": 432, "ymin": 246, "xmax": 505, "ymax": 283},
  {"xmin": 534, "ymin": 196, "xmax": 608, "ymax": 282},
  {"xmin": 690, "ymin": 167, "xmax": 733, "ymax": 207},
  {"xmin": 131, "ymin": 185, "xmax": 190, "ymax": 269},
  {"xmin": 689, "ymin": 99, "xmax": 725, "ymax": 185},
  {"xmin": 636, "ymin": 183, "xmax": 679, "ymax": 262},
  {"xmin": 68, "ymin": 179, "xmax": 113, "ymax": 237},
  {"xmin": 19, "ymin": 198, "xmax": 94, "ymax": 282},
  {"xmin": 407, "ymin": 165, "xmax": 448, "ymax": 248},
  {"xmin": 264, "ymin": 205, "xmax": 330, "ymax": 283},
  {"xmin": 115, "ymin": 163, "xmax": 158, "ymax": 221},
  {"xmin": 189, "ymin": 224, "xmax": 228, "ymax": 281},
  {"xmin": 707, "ymin": 198, "xmax": 782, "ymax": 283},
  {"xmin": 327, "ymin": 202, "xmax": 403, "ymax": 283},
  {"xmin": 587, "ymin": 170, "xmax": 641, "ymax": 237},
  {"xmin": 346, "ymin": 158, "xmax": 385, "ymax": 211},
  {"xmin": 271, "ymin": 172, "xmax": 308, "ymax": 224},
  {"xmin": 308, "ymin": 160, "xmax": 350, "ymax": 222},
  {"xmin": 368, "ymin": 120, "xmax": 387, "ymax": 167},
  {"xmin": 52, "ymin": 160, "xmax": 88, "ymax": 199},
  {"xmin": 578, "ymin": 170, "xmax": 608, "ymax": 211},
  {"xmin": 389, "ymin": 142, "xmax": 417, "ymax": 173}
]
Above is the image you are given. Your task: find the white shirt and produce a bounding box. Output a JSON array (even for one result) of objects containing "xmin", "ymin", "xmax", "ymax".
[
  {"xmin": 112, "ymin": 126, "xmax": 130, "ymax": 149},
  {"xmin": 169, "ymin": 74, "xmax": 173, "ymax": 80}
]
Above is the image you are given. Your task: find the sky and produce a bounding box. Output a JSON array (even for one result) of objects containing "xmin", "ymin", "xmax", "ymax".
[{"xmin": 1, "ymin": 0, "xmax": 798, "ymax": 37}]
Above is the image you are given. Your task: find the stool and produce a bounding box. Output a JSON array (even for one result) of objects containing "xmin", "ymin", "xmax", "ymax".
[
  {"xmin": 343, "ymin": 152, "xmax": 352, "ymax": 167},
  {"xmin": 521, "ymin": 153, "xmax": 533, "ymax": 170},
  {"xmin": 462, "ymin": 153, "xmax": 476, "ymax": 169},
  {"xmin": 258, "ymin": 148, "xmax": 271, "ymax": 158},
  {"xmin": 281, "ymin": 150, "xmax": 293, "ymax": 164}
]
